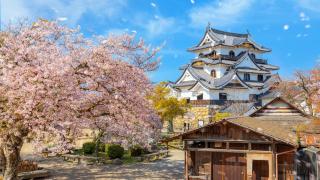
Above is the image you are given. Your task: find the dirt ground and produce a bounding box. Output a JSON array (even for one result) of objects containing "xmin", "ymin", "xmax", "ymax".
[{"xmin": 32, "ymin": 150, "xmax": 184, "ymax": 180}]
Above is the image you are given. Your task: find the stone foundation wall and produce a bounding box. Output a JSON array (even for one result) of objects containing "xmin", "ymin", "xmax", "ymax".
[{"xmin": 162, "ymin": 105, "xmax": 217, "ymax": 133}]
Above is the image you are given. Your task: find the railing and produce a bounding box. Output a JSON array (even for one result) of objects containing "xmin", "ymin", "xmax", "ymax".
[{"xmin": 189, "ymin": 100, "xmax": 252, "ymax": 106}]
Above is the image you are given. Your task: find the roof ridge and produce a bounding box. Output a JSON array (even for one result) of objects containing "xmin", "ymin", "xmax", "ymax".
[{"xmin": 211, "ymin": 28, "xmax": 248, "ymax": 38}]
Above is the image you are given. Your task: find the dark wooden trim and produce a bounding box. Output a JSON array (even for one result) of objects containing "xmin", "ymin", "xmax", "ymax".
[
  {"xmin": 187, "ymin": 148, "xmax": 272, "ymax": 154},
  {"xmin": 184, "ymin": 139, "xmax": 272, "ymax": 144}
]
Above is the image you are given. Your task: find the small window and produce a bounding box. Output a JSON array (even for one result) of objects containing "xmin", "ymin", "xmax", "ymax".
[
  {"xmin": 244, "ymin": 73, "xmax": 250, "ymax": 81},
  {"xmin": 186, "ymin": 98, "xmax": 190, "ymax": 103},
  {"xmin": 258, "ymin": 74, "xmax": 263, "ymax": 82},
  {"xmin": 198, "ymin": 120, "xmax": 204, "ymax": 128},
  {"xmin": 184, "ymin": 123, "xmax": 191, "ymax": 131},
  {"xmin": 251, "ymin": 53, "xmax": 256, "ymax": 59},
  {"xmin": 219, "ymin": 93, "xmax": 227, "ymax": 100},
  {"xmin": 197, "ymin": 94, "xmax": 203, "ymax": 100},
  {"xmin": 211, "ymin": 69, "xmax": 216, "ymax": 78},
  {"xmin": 229, "ymin": 50, "xmax": 235, "ymax": 57}
]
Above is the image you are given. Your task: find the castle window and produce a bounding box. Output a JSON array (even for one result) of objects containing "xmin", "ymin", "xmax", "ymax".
[
  {"xmin": 244, "ymin": 73, "xmax": 250, "ymax": 81},
  {"xmin": 219, "ymin": 93, "xmax": 227, "ymax": 100},
  {"xmin": 258, "ymin": 74, "xmax": 263, "ymax": 82},
  {"xmin": 211, "ymin": 69, "xmax": 216, "ymax": 78},
  {"xmin": 210, "ymin": 50, "xmax": 216, "ymax": 56},
  {"xmin": 198, "ymin": 120, "xmax": 204, "ymax": 128},
  {"xmin": 186, "ymin": 98, "xmax": 190, "ymax": 103},
  {"xmin": 184, "ymin": 123, "xmax": 191, "ymax": 131},
  {"xmin": 197, "ymin": 94, "xmax": 203, "ymax": 100},
  {"xmin": 229, "ymin": 50, "xmax": 235, "ymax": 57}
]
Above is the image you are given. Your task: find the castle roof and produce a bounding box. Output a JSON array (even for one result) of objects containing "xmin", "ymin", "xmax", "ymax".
[
  {"xmin": 171, "ymin": 62, "xmax": 280, "ymax": 92},
  {"xmin": 188, "ymin": 27, "xmax": 271, "ymax": 52},
  {"xmin": 191, "ymin": 51, "xmax": 279, "ymax": 71}
]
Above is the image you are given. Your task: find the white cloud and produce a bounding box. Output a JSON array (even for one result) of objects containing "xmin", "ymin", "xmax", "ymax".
[
  {"xmin": 1, "ymin": 0, "xmax": 127, "ymax": 25},
  {"xmin": 283, "ymin": 24, "xmax": 290, "ymax": 30},
  {"xmin": 316, "ymin": 55, "xmax": 320, "ymax": 63},
  {"xmin": 190, "ymin": 0, "xmax": 195, "ymax": 4},
  {"xmin": 189, "ymin": 0, "xmax": 253, "ymax": 27},
  {"xmin": 305, "ymin": 24, "xmax": 311, "ymax": 28},
  {"xmin": 145, "ymin": 16, "xmax": 175, "ymax": 36},
  {"xmin": 299, "ymin": 12, "xmax": 310, "ymax": 21},
  {"xmin": 298, "ymin": 0, "xmax": 320, "ymax": 12},
  {"xmin": 150, "ymin": 2, "xmax": 157, "ymax": 7},
  {"xmin": 57, "ymin": 17, "xmax": 68, "ymax": 21},
  {"xmin": 296, "ymin": 33, "xmax": 302, "ymax": 38},
  {"xmin": 106, "ymin": 28, "xmax": 129, "ymax": 35}
]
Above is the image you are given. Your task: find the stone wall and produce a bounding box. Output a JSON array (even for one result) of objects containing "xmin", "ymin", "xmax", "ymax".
[{"xmin": 162, "ymin": 105, "xmax": 217, "ymax": 133}]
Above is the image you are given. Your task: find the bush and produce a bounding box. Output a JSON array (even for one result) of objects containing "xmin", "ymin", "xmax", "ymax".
[
  {"xmin": 98, "ymin": 143, "xmax": 105, "ymax": 152},
  {"xmin": 82, "ymin": 142, "xmax": 96, "ymax": 154},
  {"xmin": 129, "ymin": 145, "xmax": 143, "ymax": 157},
  {"xmin": 106, "ymin": 144, "xmax": 124, "ymax": 159}
]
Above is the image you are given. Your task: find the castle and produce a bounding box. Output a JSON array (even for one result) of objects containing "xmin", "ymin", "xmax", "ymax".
[{"xmin": 166, "ymin": 25, "xmax": 280, "ymax": 132}]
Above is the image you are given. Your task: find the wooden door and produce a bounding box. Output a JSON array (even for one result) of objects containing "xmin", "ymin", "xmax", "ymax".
[
  {"xmin": 212, "ymin": 152, "xmax": 246, "ymax": 180},
  {"xmin": 252, "ymin": 160, "xmax": 269, "ymax": 180},
  {"xmin": 195, "ymin": 151, "xmax": 211, "ymax": 179}
]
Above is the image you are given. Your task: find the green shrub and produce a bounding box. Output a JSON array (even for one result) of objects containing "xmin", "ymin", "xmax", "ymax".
[
  {"xmin": 98, "ymin": 143, "xmax": 105, "ymax": 152},
  {"xmin": 104, "ymin": 143, "xmax": 111, "ymax": 153},
  {"xmin": 129, "ymin": 145, "xmax": 143, "ymax": 157},
  {"xmin": 106, "ymin": 144, "xmax": 124, "ymax": 159},
  {"xmin": 82, "ymin": 142, "xmax": 96, "ymax": 154}
]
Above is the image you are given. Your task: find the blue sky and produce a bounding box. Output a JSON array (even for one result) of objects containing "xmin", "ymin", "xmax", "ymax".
[{"xmin": 1, "ymin": 0, "xmax": 320, "ymax": 83}]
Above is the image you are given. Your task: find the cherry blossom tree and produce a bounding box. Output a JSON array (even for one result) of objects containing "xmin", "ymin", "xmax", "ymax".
[
  {"xmin": 277, "ymin": 69, "xmax": 320, "ymax": 116},
  {"xmin": 76, "ymin": 36, "xmax": 162, "ymax": 154},
  {"xmin": 0, "ymin": 20, "xmax": 161, "ymax": 179}
]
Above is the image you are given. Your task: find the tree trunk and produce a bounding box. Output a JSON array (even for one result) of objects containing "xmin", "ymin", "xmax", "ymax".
[
  {"xmin": 0, "ymin": 147, "xmax": 5, "ymax": 177},
  {"xmin": 94, "ymin": 131, "xmax": 104, "ymax": 157},
  {"xmin": 2, "ymin": 135, "xmax": 24, "ymax": 180},
  {"xmin": 167, "ymin": 119, "xmax": 174, "ymax": 133}
]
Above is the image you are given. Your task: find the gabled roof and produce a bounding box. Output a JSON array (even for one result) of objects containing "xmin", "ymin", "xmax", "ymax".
[
  {"xmin": 248, "ymin": 96, "xmax": 308, "ymax": 117},
  {"xmin": 186, "ymin": 67, "xmax": 252, "ymax": 90},
  {"xmin": 233, "ymin": 52, "xmax": 266, "ymax": 71},
  {"xmin": 191, "ymin": 51, "xmax": 278, "ymax": 71},
  {"xmin": 188, "ymin": 26, "xmax": 271, "ymax": 52},
  {"xmin": 220, "ymin": 102, "xmax": 257, "ymax": 116},
  {"xmin": 226, "ymin": 116, "xmax": 309, "ymax": 146}
]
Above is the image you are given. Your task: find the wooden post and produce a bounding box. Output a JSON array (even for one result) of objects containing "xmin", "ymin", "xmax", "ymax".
[
  {"xmin": 271, "ymin": 142, "xmax": 276, "ymax": 180},
  {"xmin": 185, "ymin": 151, "xmax": 188, "ymax": 180}
]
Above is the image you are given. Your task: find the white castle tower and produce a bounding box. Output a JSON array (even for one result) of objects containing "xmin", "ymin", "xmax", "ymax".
[{"xmin": 168, "ymin": 24, "xmax": 280, "ymax": 104}]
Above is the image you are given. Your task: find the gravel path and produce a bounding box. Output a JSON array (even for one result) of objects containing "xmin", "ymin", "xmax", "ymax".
[{"xmin": 37, "ymin": 150, "xmax": 184, "ymax": 180}]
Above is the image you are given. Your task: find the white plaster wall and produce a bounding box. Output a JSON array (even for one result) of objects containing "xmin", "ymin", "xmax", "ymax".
[
  {"xmin": 237, "ymin": 72, "xmax": 267, "ymax": 81},
  {"xmin": 177, "ymin": 87, "xmax": 263, "ymax": 101},
  {"xmin": 180, "ymin": 90, "xmax": 193, "ymax": 99},
  {"xmin": 207, "ymin": 88, "xmax": 262, "ymax": 101},
  {"xmin": 236, "ymin": 56, "xmax": 259, "ymax": 69},
  {"xmin": 203, "ymin": 64, "xmax": 227, "ymax": 78},
  {"xmin": 178, "ymin": 70, "xmax": 196, "ymax": 82},
  {"xmin": 214, "ymin": 47, "xmax": 263, "ymax": 57}
]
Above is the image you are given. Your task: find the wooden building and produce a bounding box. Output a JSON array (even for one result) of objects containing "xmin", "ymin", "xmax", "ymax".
[{"xmin": 164, "ymin": 97, "xmax": 320, "ymax": 180}]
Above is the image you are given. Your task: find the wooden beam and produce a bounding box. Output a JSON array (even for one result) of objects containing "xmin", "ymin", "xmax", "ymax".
[
  {"xmin": 184, "ymin": 139, "xmax": 272, "ymax": 144},
  {"xmin": 187, "ymin": 148, "xmax": 272, "ymax": 154}
]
